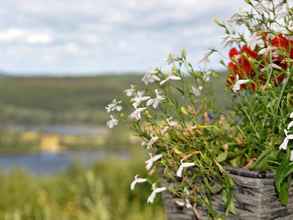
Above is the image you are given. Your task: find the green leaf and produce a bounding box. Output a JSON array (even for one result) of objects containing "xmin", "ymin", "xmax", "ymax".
[
  {"xmin": 216, "ymin": 151, "xmax": 228, "ymax": 163},
  {"xmin": 230, "ymin": 156, "xmax": 241, "ymax": 167},
  {"xmin": 251, "ymin": 149, "xmax": 277, "ymax": 171},
  {"xmin": 284, "ymin": 164, "xmax": 293, "ymax": 179},
  {"xmin": 279, "ymin": 180, "xmax": 289, "ymax": 205},
  {"xmin": 222, "ymin": 185, "xmax": 235, "ymax": 215},
  {"xmin": 244, "ymin": 0, "xmax": 252, "ymax": 5},
  {"xmin": 176, "ymin": 87, "xmax": 185, "ymax": 96},
  {"xmin": 213, "ymin": 17, "xmax": 225, "ymax": 28},
  {"xmin": 180, "ymin": 49, "xmax": 187, "ymax": 60},
  {"xmin": 275, "ymin": 159, "xmax": 289, "ymax": 193},
  {"xmin": 275, "ymin": 159, "xmax": 293, "ymax": 200}
]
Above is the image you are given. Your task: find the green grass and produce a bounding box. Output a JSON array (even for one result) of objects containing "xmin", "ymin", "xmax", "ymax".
[{"xmin": 0, "ymin": 151, "xmax": 165, "ymax": 220}]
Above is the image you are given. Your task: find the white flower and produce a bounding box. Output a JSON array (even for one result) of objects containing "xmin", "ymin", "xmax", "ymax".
[
  {"xmin": 288, "ymin": 121, "xmax": 293, "ymax": 130},
  {"xmin": 203, "ymin": 72, "xmax": 211, "ymax": 82},
  {"xmin": 130, "ymin": 175, "xmax": 147, "ymax": 191},
  {"xmin": 258, "ymin": 46, "xmax": 276, "ymax": 56},
  {"xmin": 124, "ymin": 85, "xmax": 136, "ymax": 97},
  {"xmin": 223, "ymin": 34, "xmax": 241, "ymax": 46},
  {"xmin": 290, "ymin": 112, "xmax": 293, "ymax": 119},
  {"xmin": 176, "ymin": 161, "xmax": 195, "ymax": 178},
  {"xmin": 185, "ymin": 199, "xmax": 192, "ymax": 209},
  {"xmin": 145, "ymin": 135, "xmax": 159, "ymax": 149},
  {"xmin": 261, "ymin": 63, "xmax": 283, "ymax": 72},
  {"xmin": 167, "ymin": 117, "xmax": 178, "ymax": 127},
  {"xmin": 131, "ymin": 91, "xmax": 150, "ymax": 108},
  {"xmin": 146, "ymin": 89, "xmax": 165, "ymax": 109},
  {"xmin": 105, "ymin": 99, "xmax": 122, "ymax": 113},
  {"xmin": 161, "ymin": 118, "xmax": 178, "ymax": 134},
  {"xmin": 175, "ymin": 199, "xmax": 185, "ymax": 207},
  {"xmin": 270, "ymin": 63, "xmax": 282, "ymax": 70},
  {"xmin": 145, "ymin": 154, "xmax": 163, "ymax": 171},
  {"xmin": 166, "ymin": 53, "xmax": 175, "ymax": 64},
  {"xmin": 198, "ymin": 52, "xmax": 211, "ymax": 66},
  {"xmin": 106, "ymin": 115, "xmax": 119, "ymax": 128},
  {"xmin": 147, "ymin": 184, "xmax": 167, "ymax": 204},
  {"xmin": 232, "ymin": 75, "xmax": 250, "ymax": 93},
  {"xmin": 175, "ymin": 199, "xmax": 192, "ymax": 209},
  {"xmin": 141, "ymin": 141, "xmax": 147, "ymax": 147},
  {"xmin": 129, "ymin": 107, "xmax": 146, "ymax": 121},
  {"xmin": 160, "ymin": 75, "xmax": 181, "ymax": 85},
  {"xmin": 161, "ymin": 126, "xmax": 169, "ymax": 134},
  {"xmin": 279, "ymin": 129, "xmax": 293, "ymax": 150},
  {"xmin": 280, "ymin": 138, "xmax": 289, "ymax": 151},
  {"xmin": 191, "ymin": 86, "xmax": 203, "ymax": 97},
  {"xmin": 247, "ymin": 33, "xmax": 262, "ymax": 50},
  {"xmin": 142, "ymin": 70, "xmax": 160, "ymax": 85}
]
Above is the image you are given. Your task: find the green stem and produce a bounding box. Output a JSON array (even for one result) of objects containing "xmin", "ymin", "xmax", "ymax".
[{"xmin": 241, "ymin": 100, "xmax": 261, "ymax": 140}]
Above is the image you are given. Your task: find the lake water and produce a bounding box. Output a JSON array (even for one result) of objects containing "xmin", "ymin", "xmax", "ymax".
[
  {"xmin": 0, "ymin": 150, "xmax": 129, "ymax": 175},
  {"xmin": 0, "ymin": 124, "xmax": 127, "ymax": 175},
  {"xmin": 2, "ymin": 124, "xmax": 108, "ymax": 136}
]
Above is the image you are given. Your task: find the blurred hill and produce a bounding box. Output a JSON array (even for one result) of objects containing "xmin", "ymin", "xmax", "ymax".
[
  {"xmin": 0, "ymin": 71, "xmax": 8, "ymax": 77},
  {"xmin": 0, "ymin": 74, "xmax": 141, "ymax": 125},
  {"xmin": 0, "ymin": 72, "xmax": 231, "ymax": 126}
]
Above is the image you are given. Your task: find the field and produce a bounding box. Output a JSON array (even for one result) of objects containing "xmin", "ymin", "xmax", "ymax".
[
  {"xmin": 0, "ymin": 74, "xmax": 141, "ymax": 125},
  {"xmin": 0, "ymin": 152, "xmax": 165, "ymax": 220},
  {"xmin": 0, "ymin": 73, "xmax": 230, "ymax": 125}
]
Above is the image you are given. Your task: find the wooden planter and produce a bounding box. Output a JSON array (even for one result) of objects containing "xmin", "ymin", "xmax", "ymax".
[{"xmin": 162, "ymin": 167, "xmax": 293, "ymax": 220}]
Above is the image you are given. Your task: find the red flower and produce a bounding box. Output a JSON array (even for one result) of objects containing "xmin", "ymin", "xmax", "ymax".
[
  {"xmin": 226, "ymin": 73, "xmax": 236, "ymax": 86},
  {"xmin": 238, "ymin": 56, "xmax": 253, "ymax": 77},
  {"xmin": 228, "ymin": 62, "xmax": 238, "ymax": 73},
  {"xmin": 273, "ymin": 74, "xmax": 286, "ymax": 86},
  {"xmin": 242, "ymin": 81, "xmax": 257, "ymax": 92},
  {"xmin": 271, "ymin": 34, "xmax": 289, "ymax": 50},
  {"xmin": 229, "ymin": 48, "xmax": 239, "ymax": 59},
  {"xmin": 241, "ymin": 46, "xmax": 258, "ymax": 59},
  {"xmin": 226, "ymin": 32, "xmax": 292, "ymax": 92}
]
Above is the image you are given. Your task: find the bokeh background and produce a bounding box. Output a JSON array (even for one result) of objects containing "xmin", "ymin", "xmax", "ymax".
[{"xmin": 0, "ymin": 1, "xmax": 243, "ymax": 219}]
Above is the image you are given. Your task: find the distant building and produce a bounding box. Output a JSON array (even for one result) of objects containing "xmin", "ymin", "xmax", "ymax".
[{"xmin": 40, "ymin": 134, "xmax": 62, "ymax": 153}]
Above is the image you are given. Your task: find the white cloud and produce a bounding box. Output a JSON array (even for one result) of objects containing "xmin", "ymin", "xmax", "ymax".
[
  {"xmin": 0, "ymin": 29, "xmax": 24, "ymax": 41},
  {"xmin": 0, "ymin": 0, "xmax": 245, "ymax": 74},
  {"xmin": 0, "ymin": 28, "xmax": 53, "ymax": 45},
  {"xmin": 64, "ymin": 42, "xmax": 81, "ymax": 55},
  {"xmin": 26, "ymin": 33, "xmax": 52, "ymax": 44}
]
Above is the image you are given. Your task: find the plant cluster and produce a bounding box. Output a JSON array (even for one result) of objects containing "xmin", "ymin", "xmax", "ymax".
[
  {"xmin": 106, "ymin": 0, "xmax": 293, "ymax": 219},
  {"xmin": 0, "ymin": 157, "xmax": 163, "ymax": 220}
]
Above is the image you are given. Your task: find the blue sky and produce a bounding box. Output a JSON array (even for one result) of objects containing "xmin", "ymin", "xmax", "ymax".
[{"xmin": 0, "ymin": 0, "xmax": 245, "ymax": 75}]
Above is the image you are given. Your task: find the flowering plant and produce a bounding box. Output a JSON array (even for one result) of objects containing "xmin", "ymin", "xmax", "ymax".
[
  {"xmin": 105, "ymin": 0, "xmax": 292, "ymax": 219},
  {"xmin": 220, "ymin": 0, "xmax": 293, "ymax": 206},
  {"xmin": 106, "ymin": 52, "xmax": 237, "ymax": 218}
]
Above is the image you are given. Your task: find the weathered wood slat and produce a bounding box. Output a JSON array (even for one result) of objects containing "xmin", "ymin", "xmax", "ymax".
[{"xmin": 162, "ymin": 167, "xmax": 293, "ymax": 220}]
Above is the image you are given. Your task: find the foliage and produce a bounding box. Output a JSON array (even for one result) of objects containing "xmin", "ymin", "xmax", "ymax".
[
  {"xmin": 106, "ymin": 0, "xmax": 293, "ymax": 219},
  {"xmin": 0, "ymin": 154, "xmax": 164, "ymax": 220}
]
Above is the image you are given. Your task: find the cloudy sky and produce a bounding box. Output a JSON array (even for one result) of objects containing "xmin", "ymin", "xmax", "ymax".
[{"xmin": 0, "ymin": 0, "xmax": 245, "ymax": 75}]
